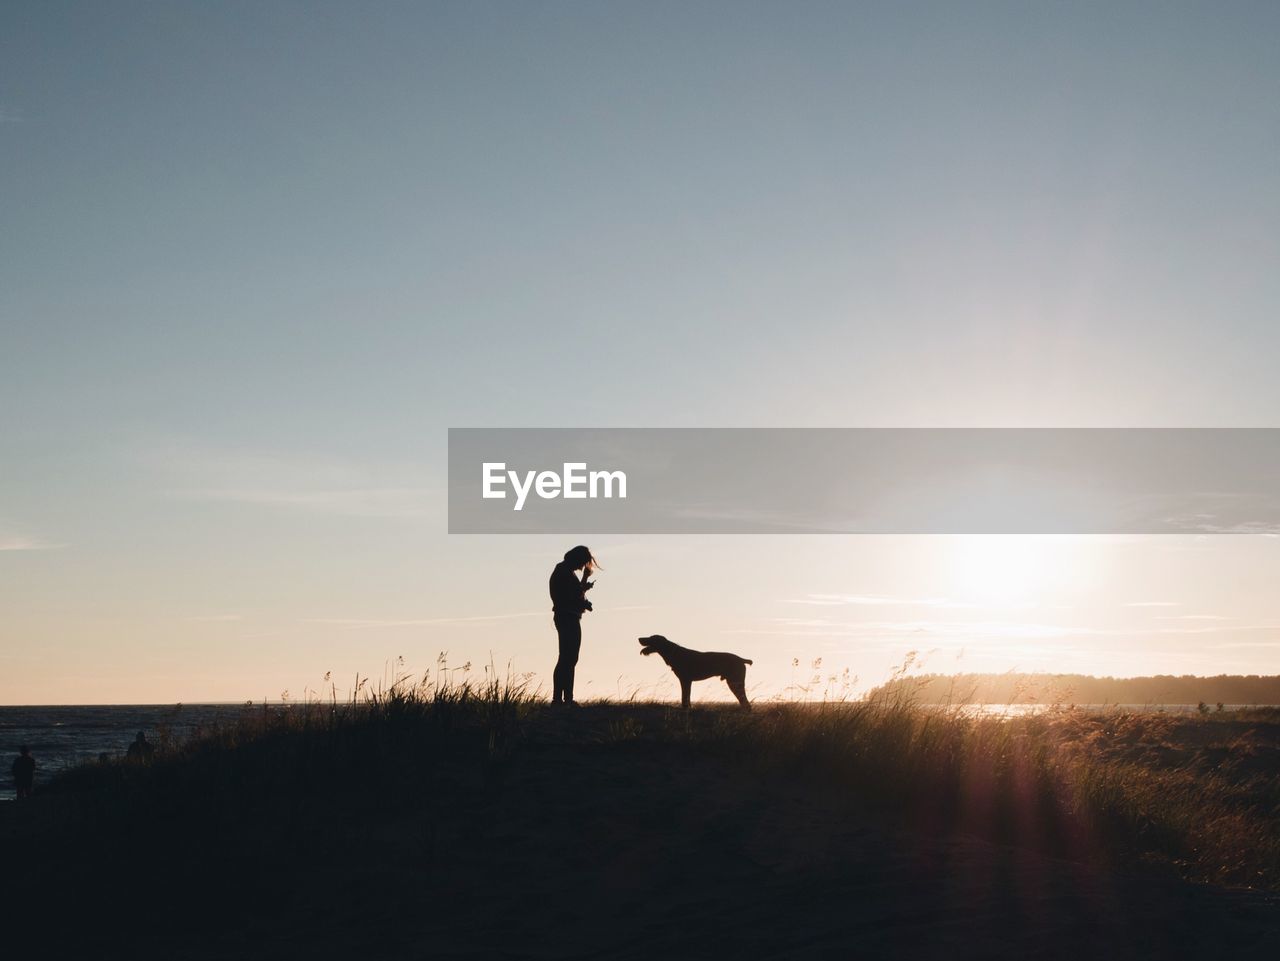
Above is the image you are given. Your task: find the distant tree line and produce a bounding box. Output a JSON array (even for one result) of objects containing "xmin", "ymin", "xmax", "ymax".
[{"xmin": 866, "ymin": 673, "xmax": 1280, "ymax": 706}]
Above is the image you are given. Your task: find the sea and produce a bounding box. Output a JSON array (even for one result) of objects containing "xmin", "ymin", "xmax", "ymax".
[
  {"xmin": 2, "ymin": 701, "xmax": 1274, "ymax": 801},
  {"xmin": 0, "ymin": 703, "xmax": 247, "ymax": 802}
]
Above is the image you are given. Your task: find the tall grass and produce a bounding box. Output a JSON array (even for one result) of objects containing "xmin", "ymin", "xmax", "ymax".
[
  {"xmin": 716, "ymin": 690, "xmax": 1280, "ymax": 889},
  {"xmin": 39, "ymin": 656, "xmax": 539, "ymax": 832},
  {"xmin": 34, "ymin": 666, "xmax": 1280, "ymax": 892}
]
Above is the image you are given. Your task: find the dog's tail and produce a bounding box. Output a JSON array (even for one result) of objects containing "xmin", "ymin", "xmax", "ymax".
[{"xmin": 741, "ymin": 657, "xmax": 753, "ymax": 665}]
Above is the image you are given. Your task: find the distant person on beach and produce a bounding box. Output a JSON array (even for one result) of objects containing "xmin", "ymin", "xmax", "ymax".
[
  {"xmin": 549, "ymin": 545, "xmax": 599, "ymax": 707},
  {"xmin": 12, "ymin": 746, "xmax": 35, "ymax": 799},
  {"xmin": 126, "ymin": 731, "xmax": 154, "ymax": 763}
]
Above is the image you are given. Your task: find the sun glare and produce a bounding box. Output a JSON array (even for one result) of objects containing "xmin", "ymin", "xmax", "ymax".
[{"xmin": 946, "ymin": 536, "xmax": 1064, "ymax": 607}]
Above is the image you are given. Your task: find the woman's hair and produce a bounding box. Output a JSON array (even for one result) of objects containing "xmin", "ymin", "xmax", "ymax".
[{"xmin": 564, "ymin": 545, "xmax": 599, "ymax": 574}]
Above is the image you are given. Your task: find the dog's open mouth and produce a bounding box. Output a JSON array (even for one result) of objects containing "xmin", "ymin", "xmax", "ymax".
[{"xmin": 638, "ymin": 636, "xmax": 658, "ymax": 656}]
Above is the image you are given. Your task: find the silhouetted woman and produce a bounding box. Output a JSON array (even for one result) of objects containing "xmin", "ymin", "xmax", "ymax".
[{"xmin": 549, "ymin": 545, "xmax": 598, "ymax": 706}]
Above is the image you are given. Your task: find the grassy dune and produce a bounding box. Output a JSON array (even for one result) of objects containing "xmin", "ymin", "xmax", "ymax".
[{"xmin": 4, "ymin": 677, "xmax": 1279, "ymax": 958}]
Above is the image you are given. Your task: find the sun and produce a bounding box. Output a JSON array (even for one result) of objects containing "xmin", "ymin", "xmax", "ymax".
[{"xmin": 946, "ymin": 536, "xmax": 1060, "ymax": 607}]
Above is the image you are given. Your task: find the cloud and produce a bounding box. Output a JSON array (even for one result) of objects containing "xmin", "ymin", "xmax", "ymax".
[
  {"xmin": 305, "ymin": 612, "xmax": 548, "ymax": 628},
  {"xmin": 1182, "ymin": 521, "xmax": 1280, "ymax": 536},
  {"xmin": 148, "ymin": 440, "xmax": 439, "ymax": 520},
  {"xmin": 306, "ymin": 605, "xmax": 651, "ymax": 629},
  {"xmin": 754, "ymin": 618, "xmax": 1104, "ymax": 640},
  {"xmin": 172, "ymin": 486, "xmax": 436, "ymax": 518},
  {"xmin": 727, "ymin": 617, "xmax": 1280, "ymax": 643},
  {"xmin": 1159, "ymin": 502, "xmax": 1280, "ymax": 536},
  {"xmin": 659, "ymin": 504, "xmax": 841, "ymax": 531},
  {"xmin": 783, "ymin": 594, "xmax": 977, "ymax": 609},
  {"xmin": 0, "ymin": 533, "xmax": 62, "ymax": 551}
]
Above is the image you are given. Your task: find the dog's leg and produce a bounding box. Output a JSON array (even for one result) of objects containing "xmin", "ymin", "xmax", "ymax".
[
  {"xmin": 679, "ymin": 676, "xmax": 692, "ymax": 709},
  {"xmin": 726, "ymin": 669, "xmax": 750, "ymax": 710}
]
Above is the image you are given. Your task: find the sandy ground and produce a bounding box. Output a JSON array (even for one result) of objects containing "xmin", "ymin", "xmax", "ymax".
[{"xmin": 2, "ymin": 704, "xmax": 1278, "ymax": 960}]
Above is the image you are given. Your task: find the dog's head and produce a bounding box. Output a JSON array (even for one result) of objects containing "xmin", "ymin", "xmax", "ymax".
[{"xmin": 638, "ymin": 635, "xmax": 672, "ymax": 656}]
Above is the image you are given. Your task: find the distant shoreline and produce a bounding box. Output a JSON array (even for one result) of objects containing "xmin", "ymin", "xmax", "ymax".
[
  {"xmin": 869, "ymin": 672, "xmax": 1280, "ymax": 705},
  {"xmin": 7, "ymin": 672, "xmax": 1280, "ymax": 710}
]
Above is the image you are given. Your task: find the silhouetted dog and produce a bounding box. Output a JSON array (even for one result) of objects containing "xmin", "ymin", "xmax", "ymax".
[{"xmin": 638, "ymin": 635, "xmax": 753, "ymax": 709}]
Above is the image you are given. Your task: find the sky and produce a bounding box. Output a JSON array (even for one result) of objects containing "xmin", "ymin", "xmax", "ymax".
[{"xmin": 3, "ymin": 1, "xmax": 1280, "ymax": 704}]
